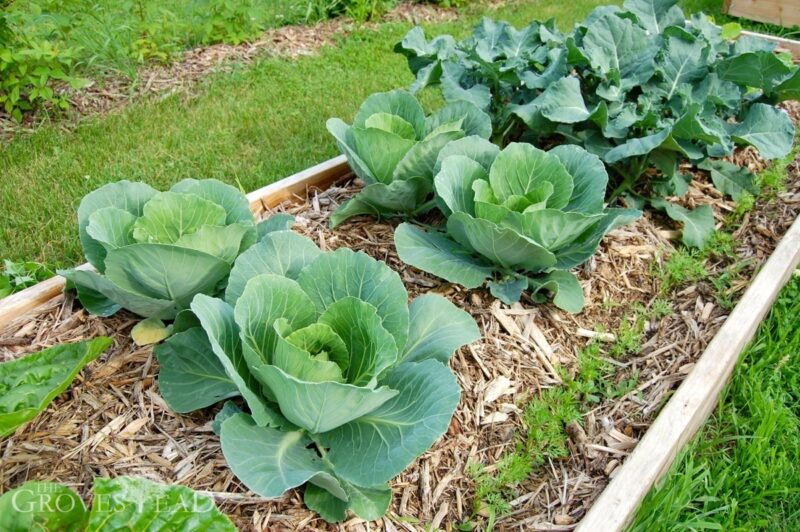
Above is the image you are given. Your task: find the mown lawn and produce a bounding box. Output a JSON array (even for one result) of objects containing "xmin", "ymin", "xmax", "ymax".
[
  {"xmin": 630, "ymin": 274, "xmax": 800, "ymax": 531},
  {"xmin": 0, "ymin": 0, "xmax": 610, "ymax": 267}
]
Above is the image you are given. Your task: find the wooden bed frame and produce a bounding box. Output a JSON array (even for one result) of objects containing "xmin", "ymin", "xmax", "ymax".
[{"xmin": 725, "ymin": 0, "xmax": 800, "ymax": 30}]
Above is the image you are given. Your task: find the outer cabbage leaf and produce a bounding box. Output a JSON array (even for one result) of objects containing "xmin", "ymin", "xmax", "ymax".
[
  {"xmin": 401, "ymin": 294, "xmax": 481, "ymax": 364},
  {"xmin": 528, "ymin": 270, "xmax": 585, "ymax": 313},
  {"xmin": 155, "ymin": 327, "xmax": 239, "ymax": 413},
  {"xmin": 191, "ymin": 294, "xmax": 289, "ymax": 429},
  {"xmin": 394, "ymin": 223, "xmax": 494, "ymax": 289},
  {"xmin": 329, "ymin": 177, "xmax": 432, "ymax": 228},
  {"xmin": 319, "ymin": 360, "xmax": 460, "ymax": 487},
  {"xmin": 225, "ymin": 230, "xmax": 322, "ymax": 305},
  {"xmin": 446, "ymin": 213, "xmax": 557, "ymax": 271}
]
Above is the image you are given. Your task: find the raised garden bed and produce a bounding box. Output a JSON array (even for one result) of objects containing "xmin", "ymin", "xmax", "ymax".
[
  {"xmin": 0, "ymin": 7, "xmax": 800, "ymax": 531},
  {"xmin": 2, "ymin": 126, "xmax": 800, "ymax": 530}
]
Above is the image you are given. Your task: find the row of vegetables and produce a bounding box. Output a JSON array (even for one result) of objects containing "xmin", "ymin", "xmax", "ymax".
[{"xmin": 1, "ymin": 0, "xmax": 798, "ymax": 528}]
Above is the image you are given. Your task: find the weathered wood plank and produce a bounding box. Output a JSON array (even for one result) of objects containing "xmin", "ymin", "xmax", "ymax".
[
  {"xmin": 726, "ymin": 0, "xmax": 800, "ymax": 30},
  {"xmin": 576, "ymin": 214, "xmax": 800, "ymax": 532},
  {"xmin": 741, "ymin": 29, "xmax": 800, "ymax": 58}
]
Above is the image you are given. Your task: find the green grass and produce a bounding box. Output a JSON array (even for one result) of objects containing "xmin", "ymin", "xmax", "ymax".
[
  {"xmin": 630, "ymin": 274, "xmax": 800, "ymax": 531},
  {"xmin": 0, "ymin": 0, "xmax": 610, "ymax": 268}
]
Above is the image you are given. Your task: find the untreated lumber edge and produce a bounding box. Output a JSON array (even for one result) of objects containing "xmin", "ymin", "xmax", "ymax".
[
  {"xmin": 0, "ymin": 155, "xmax": 351, "ymax": 331},
  {"xmin": 727, "ymin": 1, "xmax": 800, "ymax": 33},
  {"xmin": 576, "ymin": 214, "xmax": 800, "ymax": 532},
  {"xmin": 741, "ymin": 29, "xmax": 800, "ymax": 58}
]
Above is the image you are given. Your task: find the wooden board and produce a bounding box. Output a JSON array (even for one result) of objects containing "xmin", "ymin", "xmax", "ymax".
[
  {"xmin": 576, "ymin": 214, "xmax": 800, "ymax": 532},
  {"xmin": 741, "ymin": 29, "xmax": 800, "ymax": 58},
  {"xmin": 0, "ymin": 155, "xmax": 352, "ymax": 331},
  {"xmin": 725, "ymin": 0, "xmax": 800, "ymax": 30}
]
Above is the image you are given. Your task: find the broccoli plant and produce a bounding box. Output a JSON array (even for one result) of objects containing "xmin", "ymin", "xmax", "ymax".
[
  {"xmin": 155, "ymin": 230, "xmax": 480, "ymax": 522},
  {"xmin": 396, "ymin": 0, "xmax": 799, "ymax": 247}
]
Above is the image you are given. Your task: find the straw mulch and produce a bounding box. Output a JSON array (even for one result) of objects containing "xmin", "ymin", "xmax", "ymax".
[{"xmin": 2, "ymin": 130, "xmax": 799, "ymax": 530}]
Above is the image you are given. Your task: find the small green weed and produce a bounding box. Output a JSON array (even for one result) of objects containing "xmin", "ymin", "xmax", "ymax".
[
  {"xmin": 0, "ymin": 259, "xmax": 54, "ymax": 298},
  {"xmin": 611, "ymin": 313, "xmax": 645, "ymax": 358},
  {"xmin": 652, "ymin": 249, "xmax": 708, "ymax": 294},
  {"xmin": 702, "ymin": 231, "xmax": 736, "ymax": 259},
  {"xmin": 710, "ymin": 259, "xmax": 754, "ymax": 311},
  {"xmin": 648, "ymin": 298, "xmax": 673, "ymax": 320}
]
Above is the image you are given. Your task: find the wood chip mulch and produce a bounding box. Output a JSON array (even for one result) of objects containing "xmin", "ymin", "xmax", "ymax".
[{"xmin": 2, "ymin": 113, "xmax": 800, "ymax": 531}]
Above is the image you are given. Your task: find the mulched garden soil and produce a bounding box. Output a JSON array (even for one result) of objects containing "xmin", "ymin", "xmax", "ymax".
[{"xmin": 1, "ymin": 104, "xmax": 799, "ymax": 531}]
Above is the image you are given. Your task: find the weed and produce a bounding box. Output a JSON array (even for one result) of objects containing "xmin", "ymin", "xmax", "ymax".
[
  {"xmin": 652, "ymin": 249, "xmax": 708, "ymax": 294},
  {"xmin": 0, "ymin": 259, "xmax": 53, "ymax": 298},
  {"xmin": 649, "ymin": 298, "xmax": 673, "ymax": 320},
  {"xmin": 611, "ymin": 313, "xmax": 645, "ymax": 358},
  {"xmin": 603, "ymin": 370, "xmax": 640, "ymax": 399},
  {"xmin": 702, "ymin": 231, "xmax": 736, "ymax": 260},
  {"xmin": 710, "ymin": 259, "xmax": 754, "ymax": 311}
]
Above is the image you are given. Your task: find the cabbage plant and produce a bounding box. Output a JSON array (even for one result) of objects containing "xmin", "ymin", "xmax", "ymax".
[
  {"xmin": 155, "ymin": 230, "xmax": 480, "ymax": 522},
  {"xmin": 326, "ymin": 89, "xmax": 492, "ymax": 227},
  {"xmin": 59, "ymin": 179, "xmax": 293, "ymax": 320},
  {"xmin": 395, "ymin": 140, "xmax": 641, "ymax": 312}
]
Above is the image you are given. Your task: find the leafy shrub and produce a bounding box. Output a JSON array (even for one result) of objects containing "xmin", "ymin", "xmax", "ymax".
[
  {"xmin": 395, "ymin": 0, "xmax": 799, "ymax": 247},
  {"xmin": 155, "ymin": 230, "xmax": 480, "ymax": 522},
  {"xmin": 59, "ymin": 179, "xmax": 294, "ymax": 320},
  {"xmin": 327, "ymin": 89, "xmax": 491, "ymax": 226},
  {"xmin": 395, "ymin": 140, "xmax": 641, "ymax": 311},
  {"xmin": 0, "ymin": 9, "xmax": 87, "ymax": 121},
  {"xmin": 302, "ymin": 0, "xmax": 395, "ymax": 22},
  {"xmin": 0, "ymin": 259, "xmax": 54, "ymax": 298},
  {"xmin": 192, "ymin": 0, "xmax": 263, "ymax": 45},
  {"xmin": 0, "ymin": 338, "xmax": 111, "ymax": 437},
  {"xmin": 0, "ymin": 477, "xmax": 236, "ymax": 530}
]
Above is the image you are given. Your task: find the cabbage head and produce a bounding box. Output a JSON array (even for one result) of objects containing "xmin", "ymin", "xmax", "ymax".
[
  {"xmin": 327, "ymin": 89, "xmax": 492, "ymax": 227},
  {"xmin": 395, "ymin": 139, "xmax": 641, "ymax": 312},
  {"xmin": 60, "ymin": 179, "xmax": 293, "ymax": 320},
  {"xmin": 155, "ymin": 230, "xmax": 480, "ymax": 522}
]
